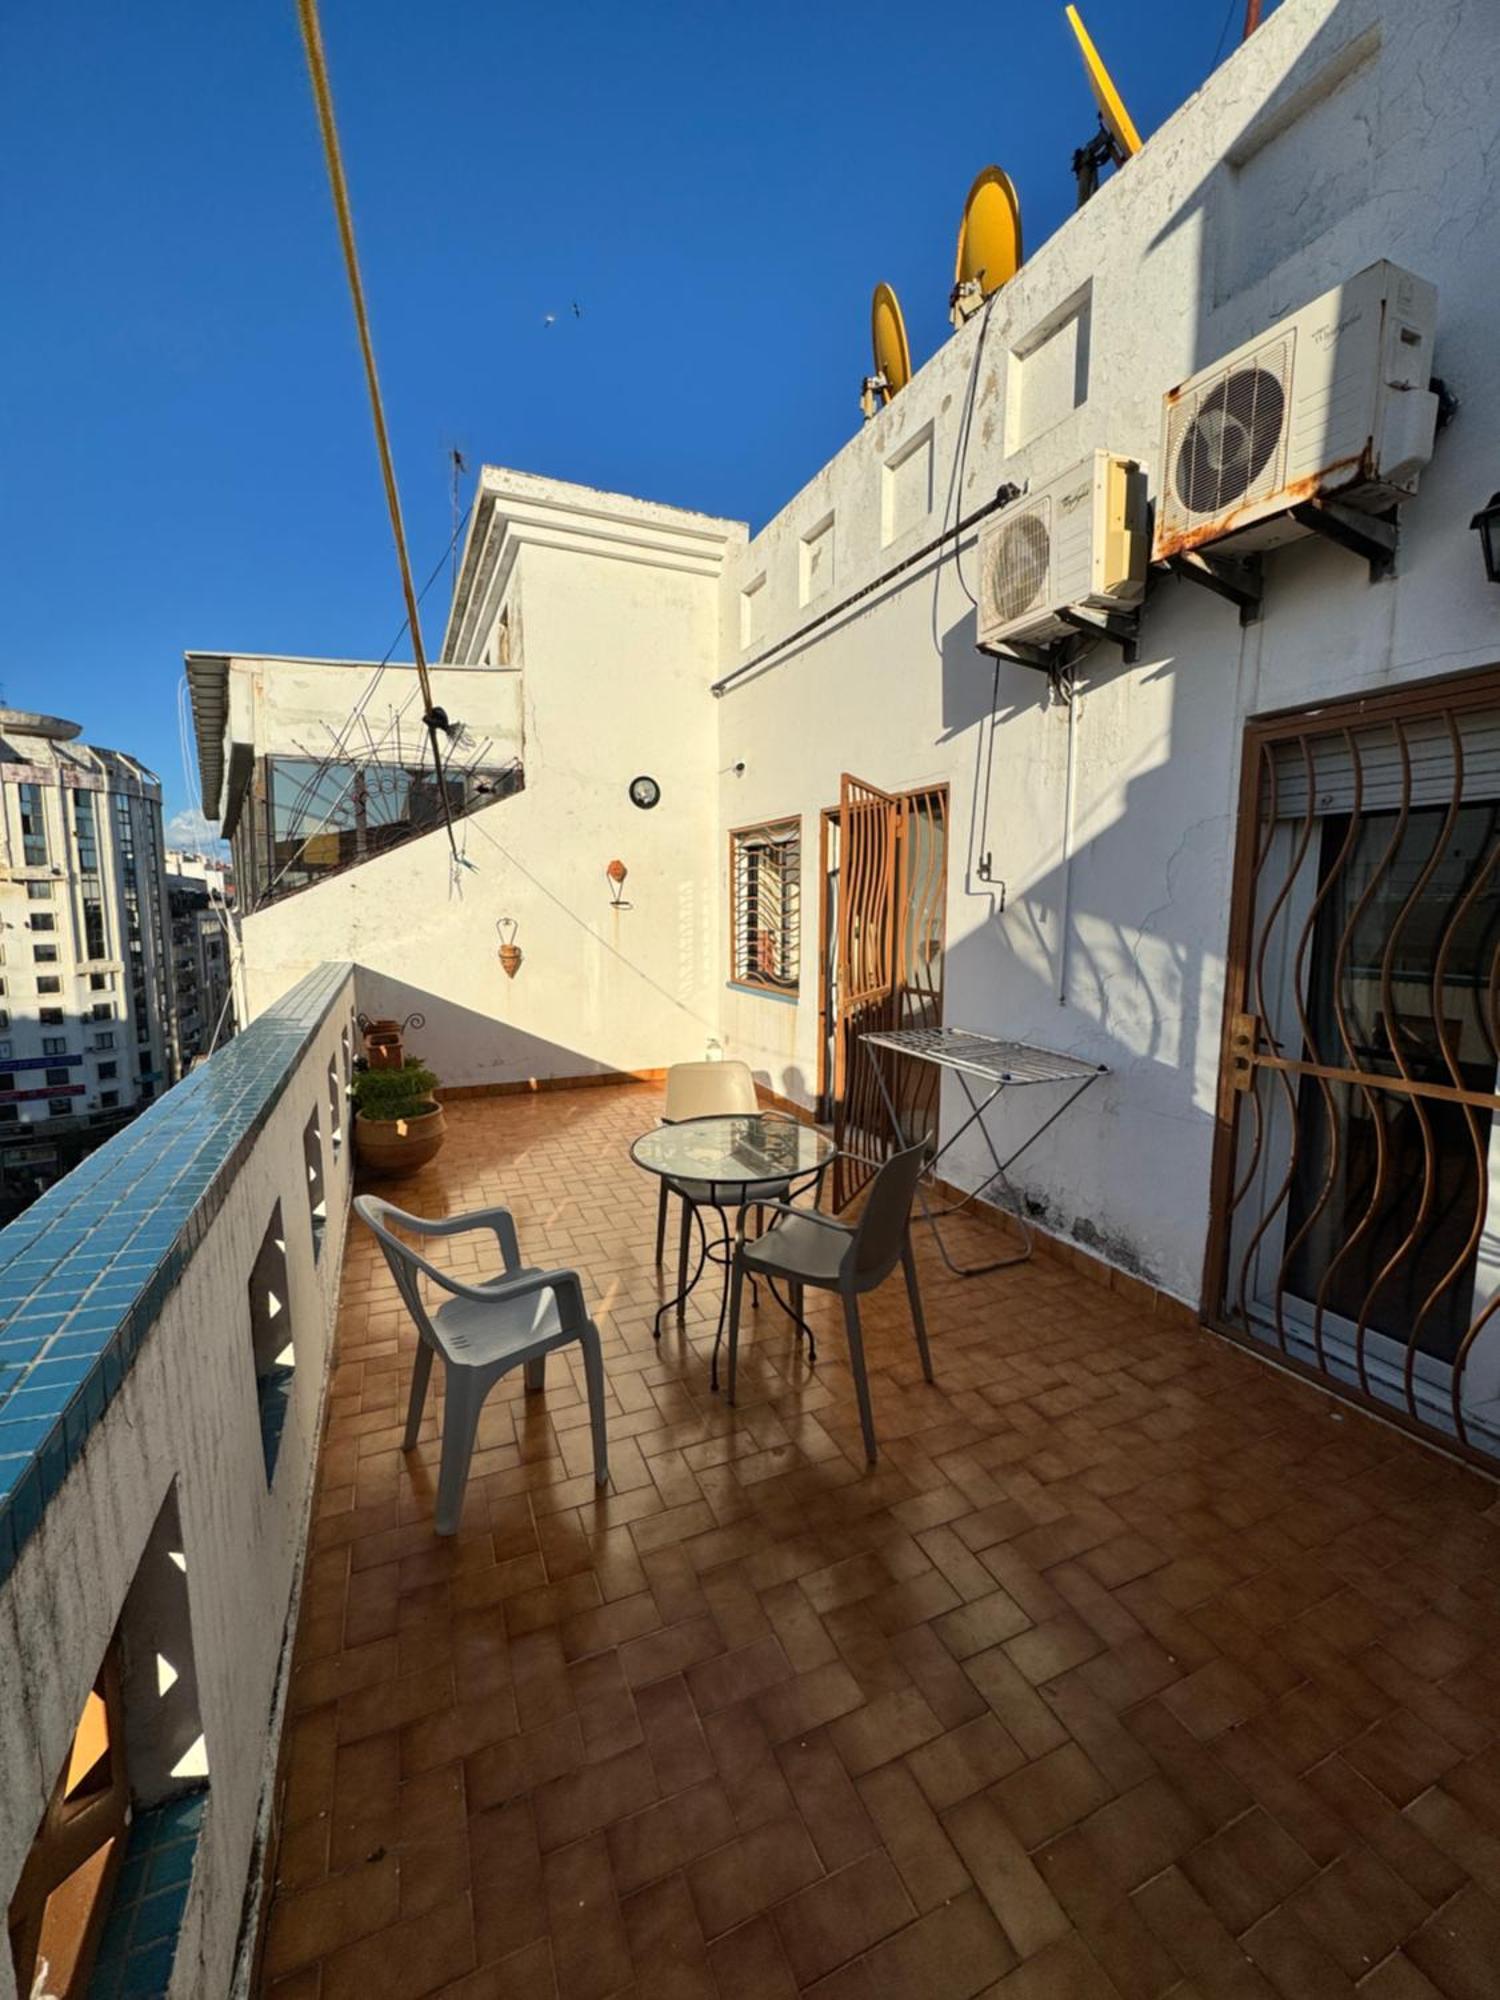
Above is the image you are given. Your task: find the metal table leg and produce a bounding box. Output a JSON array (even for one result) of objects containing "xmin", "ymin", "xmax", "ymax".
[{"xmin": 653, "ymin": 1196, "xmax": 710, "ymax": 1338}]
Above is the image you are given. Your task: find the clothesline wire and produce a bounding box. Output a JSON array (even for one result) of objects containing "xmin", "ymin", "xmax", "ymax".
[{"xmin": 294, "ymin": 0, "xmax": 461, "ymax": 863}]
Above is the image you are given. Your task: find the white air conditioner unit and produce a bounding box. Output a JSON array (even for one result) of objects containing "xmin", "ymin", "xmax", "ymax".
[
  {"xmin": 1154, "ymin": 261, "xmax": 1438, "ymax": 561},
  {"xmin": 977, "ymin": 450, "xmax": 1148, "ymax": 652}
]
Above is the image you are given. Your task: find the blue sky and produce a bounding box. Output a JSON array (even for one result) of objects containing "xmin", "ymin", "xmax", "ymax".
[{"xmin": 0, "ymin": 0, "xmax": 1256, "ymax": 834}]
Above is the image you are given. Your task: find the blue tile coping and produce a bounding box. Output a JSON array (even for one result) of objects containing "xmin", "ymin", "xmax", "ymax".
[
  {"xmin": 0, "ymin": 963, "xmax": 352, "ymax": 1585},
  {"xmin": 88, "ymin": 1786, "xmax": 208, "ymax": 1998}
]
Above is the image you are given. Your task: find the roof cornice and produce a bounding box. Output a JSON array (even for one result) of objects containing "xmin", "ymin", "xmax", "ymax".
[{"xmin": 442, "ymin": 469, "xmax": 746, "ymax": 664}]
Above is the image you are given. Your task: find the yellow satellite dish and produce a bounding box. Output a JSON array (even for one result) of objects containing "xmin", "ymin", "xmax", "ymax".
[
  {"xmin": 861, "ymin": 282, "xmax": 913, "ymax": 420},
  {"xmin": 1064, "ymin": 4, "xmax": 1142, "ymax": 205},
  {"xmin": 951, "ymin": 166, "xmax": 1023, "ymax": 327}
]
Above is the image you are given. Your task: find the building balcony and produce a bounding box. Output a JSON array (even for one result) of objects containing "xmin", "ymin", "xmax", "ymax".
[{"xmin": 3, "ymin": 963, "xmax": 1500, "ymax": 1998}]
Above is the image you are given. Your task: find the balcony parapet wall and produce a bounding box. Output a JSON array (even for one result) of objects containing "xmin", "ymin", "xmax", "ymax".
[{"xmin": 0, "ymin": 961, "xmax": 355, "ymax": 1999}]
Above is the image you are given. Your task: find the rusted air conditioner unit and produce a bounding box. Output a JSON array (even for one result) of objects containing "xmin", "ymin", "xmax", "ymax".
[
  {"xmin": 1153, "ymin": 260, "xmax": 1439, "ymax": 565},
  {"xmin": 977, "ymin": 450, "xmax": 1148, "ymax": 657}
]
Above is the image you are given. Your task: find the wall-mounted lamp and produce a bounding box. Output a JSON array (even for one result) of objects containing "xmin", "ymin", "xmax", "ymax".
[
  {"xmin": 606, "ymin": 859, "xmax": 631, "ymax": 909},
  {"xmin": 1470, "ymin": 493, "xmax": 1500, "ymax": 586}
]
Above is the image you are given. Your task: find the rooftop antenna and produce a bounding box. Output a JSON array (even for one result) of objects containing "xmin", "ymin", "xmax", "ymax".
[
  {"xmin": 450, "ymin": 446, "xmax": 467, "ymax": 605},
  {"xmin": 950, "ymin": 166, "xmax": 1023, "ymax": 328},
  {"xmin": 861, "ymin": 282, "xmax": 913, "ymax": 421},
  {"xmin": 1064, "ymin": 4, "xmax": 1142, "ymax": 208}
]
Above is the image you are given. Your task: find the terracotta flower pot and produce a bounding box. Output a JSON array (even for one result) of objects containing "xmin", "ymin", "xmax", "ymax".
[{"xmin": 354, "ymin": 1102, "xmax": 446, "ymax": 1177}]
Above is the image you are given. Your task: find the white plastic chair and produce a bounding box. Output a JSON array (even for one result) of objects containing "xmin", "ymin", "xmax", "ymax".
[
  {"xmin": 653, "ymin": 1059, "xmax": 762, "ymax": 1268},
  {"xmin": 355, "ymin": 1194, "xmax": 608, "ymax": 1534}
]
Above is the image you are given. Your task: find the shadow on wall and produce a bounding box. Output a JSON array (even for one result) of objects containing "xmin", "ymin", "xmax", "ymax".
[
  {"xmin": 354, "ymin": 966, "xmax": 653, "ymax": 1093},
  {"xmin": 789, "ymin": 560, "xmax": 1245, "ymax": 1302}
]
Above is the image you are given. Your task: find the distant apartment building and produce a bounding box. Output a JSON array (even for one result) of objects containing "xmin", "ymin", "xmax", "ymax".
[
  {"xmin": 0, "ymin": 710, "xmax": 176, "ymax": 1212},
  {"xmin": 165, "ymin": 848, "xmax": 234, "ymax": 1065}
]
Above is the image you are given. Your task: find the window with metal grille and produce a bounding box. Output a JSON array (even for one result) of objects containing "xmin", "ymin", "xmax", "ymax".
[{"xmin": 730, "ymin": 818, "xmax": 801, "ymax": 992}]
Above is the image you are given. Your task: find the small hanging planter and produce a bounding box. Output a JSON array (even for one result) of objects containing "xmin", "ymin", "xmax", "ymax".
[
  {"xmin": 496, "ymin": 916, "xmax": 523, "ymax": 979},
  {"xmin": 606, "ymin": 859, "xmax": 631, "ymax": 910}
]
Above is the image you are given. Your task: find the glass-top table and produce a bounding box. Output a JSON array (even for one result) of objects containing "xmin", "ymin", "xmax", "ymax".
[
  {"xmin": 631, "ymin": 1112, "xmax": 835, "ymax": 1191},
  {"xmin": 631, "ymin": 1113, "xmax": 838, "ymax": 1385}
]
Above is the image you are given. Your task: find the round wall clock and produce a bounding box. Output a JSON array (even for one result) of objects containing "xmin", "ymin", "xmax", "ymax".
[{"xmin": 629, "ymin": 775, "xmax": 661, "ymax": 810}]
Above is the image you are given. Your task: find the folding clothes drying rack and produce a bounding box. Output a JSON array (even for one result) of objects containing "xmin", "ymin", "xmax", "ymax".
[{"xmin": 860, "ymin": 1026, "xmax": 1106, "ymax": 1278}]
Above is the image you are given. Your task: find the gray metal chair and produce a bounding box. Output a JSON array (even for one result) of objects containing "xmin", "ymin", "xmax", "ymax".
[
  {"xmin": 355, "ymin": 1194, "xmax": 607, "ymax": 1534},
  {"xmin": 726, "ymin": 1142, "xmax": 933, "ymax": 1462}
]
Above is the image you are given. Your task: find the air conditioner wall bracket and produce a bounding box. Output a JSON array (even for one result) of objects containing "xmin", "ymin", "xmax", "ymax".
[
  {"xmin": 1056, "ymin": 605, "xmax": 1140, "ymax": 665},
  {"xmin": 1288, "ymin": 497, "xmax": 1398, "ymax": 581},
  {"xmin": 978, "ymin": 636, "xmax": 1061, "ymax": 673},
  {"xmin": 1163, "ymin": 549, "xmax": 1264, "ymax": 625}
]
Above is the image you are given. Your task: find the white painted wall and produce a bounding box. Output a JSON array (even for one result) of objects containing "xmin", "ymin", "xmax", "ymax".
[
  {"xmin": 237, "ymin": 478, "xmax": 746, "ymax": 1088},
  {"xmin": 715, "ymin": 0, "xmax": 1500, "ymax": 1303},
  {"xmin": 226, "ymin": 0, "xmax": 1500, "ymax": 1314},
  {"xmin": 0, "ymin": 970, "xmax": 353, "ymax": 2000}
]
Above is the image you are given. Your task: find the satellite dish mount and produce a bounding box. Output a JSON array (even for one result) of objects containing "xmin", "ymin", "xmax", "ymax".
[
  {"xmin": 1064, "ymin": 5, "xmax": 1142, "ymax": 209},
  {"xmin": 1072, "ymin": 118, "xmax": 1129, "ymax": 208}
]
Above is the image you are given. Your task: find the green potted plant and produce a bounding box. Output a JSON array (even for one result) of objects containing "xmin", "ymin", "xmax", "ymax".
[{"xmin": 351, "ymin": 1054, "xmax": 446, "ymax": 1177}]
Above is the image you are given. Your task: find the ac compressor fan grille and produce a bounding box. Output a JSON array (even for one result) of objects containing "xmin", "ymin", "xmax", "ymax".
[
  {"xmin": 1173, "ymin": 364, "xmax": 1287, "ymax": 516},
  {"xmin": 985, "ymin": 509, "xmax": 1052, "ymax": 627}
]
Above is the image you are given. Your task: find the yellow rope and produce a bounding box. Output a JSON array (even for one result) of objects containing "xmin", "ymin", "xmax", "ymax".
[{"xmin": 294, "ymin": 0, "xmax": 460, "ymax": 857}]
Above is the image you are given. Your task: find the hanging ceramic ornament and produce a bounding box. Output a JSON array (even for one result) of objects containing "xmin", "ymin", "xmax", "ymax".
[{"xmin": 496, "ymin": 916, "xmax": 523, "ymax": 979}]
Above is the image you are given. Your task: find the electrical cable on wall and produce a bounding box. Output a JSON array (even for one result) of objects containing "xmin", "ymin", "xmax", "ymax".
[{"xmin": 939, "ymin": 288, "xmax": 1001, "ymax": 612}]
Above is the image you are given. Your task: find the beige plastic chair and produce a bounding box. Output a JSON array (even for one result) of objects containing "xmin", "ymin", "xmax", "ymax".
[
  {"xmin": 653, "ymin": 1058, "xmax": 762, "ymax": 1269},
  {"xmin": 355, "ymin": 1195, "xmax": 607, "ymax": 1534}
]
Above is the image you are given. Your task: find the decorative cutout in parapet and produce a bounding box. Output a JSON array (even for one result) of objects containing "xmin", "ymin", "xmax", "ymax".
[
  {"xmin": 9, "ymin": 1481, "xmax": 210, "ymax": 1999},
  {"xmin": 496, "ymin": 916, "xmax": 523, "ymax": 979},
  {"xmin": 304, "ymin": 1108, "xmax": 327, "ymax": 1262},
  {"xmin": 328, "ymin": 1058, "xmax": 344, "ymax": 1153},
  {"xmin": 249, "ymin": 1200, "xmax": 295, "ymax": 1483},
  {"xmin": 606, "ymin": 859, "xmax": 631, "ymax": 910}
]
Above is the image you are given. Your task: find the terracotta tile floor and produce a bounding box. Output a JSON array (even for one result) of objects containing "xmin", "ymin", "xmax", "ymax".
[{"xmin": 261, "ymin": 1083, "xmax": 1500, "ymax": 2000}]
